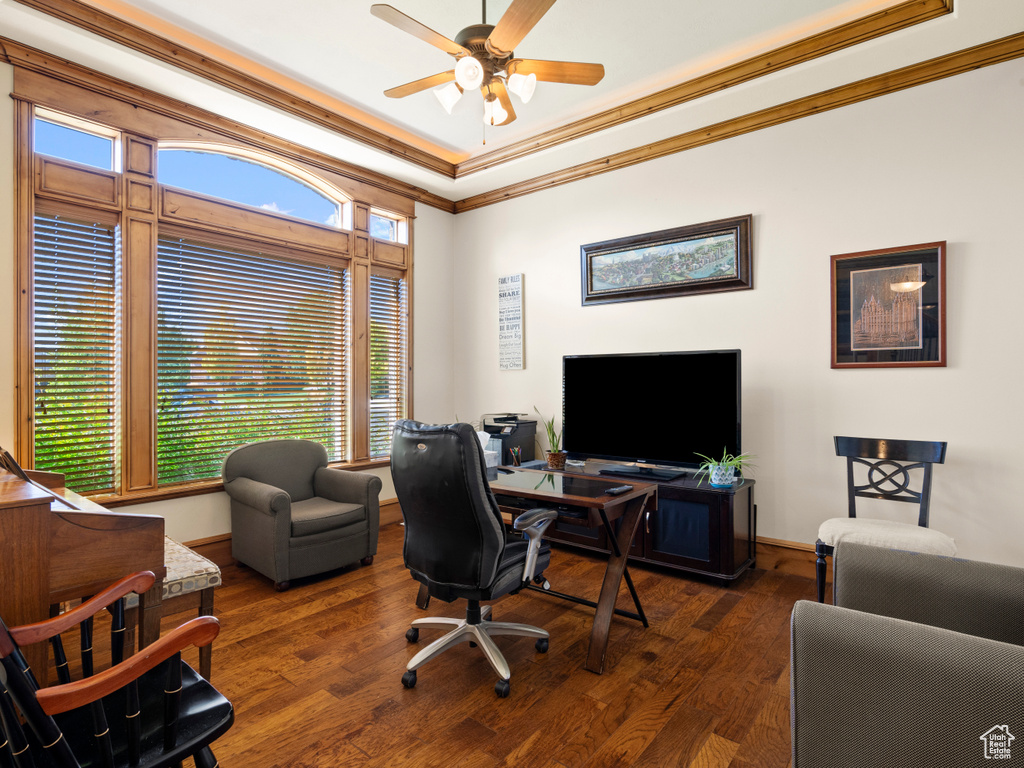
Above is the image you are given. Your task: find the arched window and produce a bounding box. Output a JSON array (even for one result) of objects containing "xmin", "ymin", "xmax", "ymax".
[{"xmin": 157, "ymin": 143, "xmax": 352, "ymax": 228}]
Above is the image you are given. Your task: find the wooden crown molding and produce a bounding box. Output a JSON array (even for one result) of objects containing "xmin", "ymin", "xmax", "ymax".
[
  {"xmin": 10, "ymin": 0, "xmax": 953, "ymax": 184},
  {"xmin": 1, "ymin": 36, "xmax": 456, "ymax": 213},
  {"xmin": 455, "ymin": 0, "xmax": 955, "ymax": 176},
  {"xmin": 453, "ymin": 31, "xmax": 1024, "ymax": 213},
  {"xmin": 11, "ymin": 0, "xmax": 459, "ymax": 179}
]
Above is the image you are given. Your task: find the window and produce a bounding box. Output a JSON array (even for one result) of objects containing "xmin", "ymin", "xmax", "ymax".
[
  {"xmin": 157, "ymin": 237, "xmax": 350, "ymax": 484},
  {"xmin": 33, "ymin": 110, "xmax": 118, "ymax": 171},
  {"xmin": 21, "ymin": 101, "xmax": 411, "ymax": 499},
  {"xmin": 369, "ymin": 210, "xmax": 407, "ymax": 243},
  {"xmin": 158, "ymin": 148, "xmax": 348, "ymax": 228},
  {"xmin": 32, "ymin": 212, "xmax": 120, "ymax": 493},
  {"xmin": 368, "ymin": 272, "xmax": 408, "ymax": 457}
]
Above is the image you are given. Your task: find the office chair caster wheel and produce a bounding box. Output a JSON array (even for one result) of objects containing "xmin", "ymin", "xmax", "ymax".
[
  {"xmin": 402, "ymin": 670, "xmax": 417, "ymax": 689},
  {"xmin": 535, "ymin": 638, "xmax": 549, "ymax": 653},
  {"xmin": 495, "ymin": 679, "xmax": 510, "ymax": 698},
  {"xmin": 405, "ymin": 628, "xmax": 419, "ymax": 643},
  {"xmin": 534, "ymin": 576, "xmax": 550, "ymax": 590}
]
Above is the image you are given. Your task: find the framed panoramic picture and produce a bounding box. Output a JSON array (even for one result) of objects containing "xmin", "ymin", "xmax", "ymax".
[
  {"xmin": 580, "ymin": 215, "xmax": 752, "ymax": 306},
  {"xmin": 831, "ymin": 241, "xmax": 946, "ymax": 368}
]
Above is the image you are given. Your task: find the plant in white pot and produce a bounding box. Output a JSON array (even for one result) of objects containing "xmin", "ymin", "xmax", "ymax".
[
  {"xmin": 694, "ymin": 448, "xmax": 755, "ymax": 488},
  {"xmin": 534, "ymin": 407, "xmax": 566, "ymax": 471}
]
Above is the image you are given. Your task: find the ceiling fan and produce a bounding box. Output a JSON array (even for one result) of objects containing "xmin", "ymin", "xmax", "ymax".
[{"xmin": 370, "ymin": 0, "xmax": 605, "ymax": 127}]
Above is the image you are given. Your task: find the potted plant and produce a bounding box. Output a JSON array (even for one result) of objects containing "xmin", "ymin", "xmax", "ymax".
[
  {"xmin": 694, "ymin": 448, "xmax": 755, "ymax": 488},
  {"xmin": 534, "ymin": 407, "xmax": 567, "ymax": 471}
]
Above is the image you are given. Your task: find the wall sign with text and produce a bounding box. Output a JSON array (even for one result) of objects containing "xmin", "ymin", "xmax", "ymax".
[{"xmin": 498, "ymin": 273, "xmax": 524, "ymax": 370}]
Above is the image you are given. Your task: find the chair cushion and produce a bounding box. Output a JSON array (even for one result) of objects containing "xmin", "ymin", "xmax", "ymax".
[
  {"xmin": 290, "ymin": 497, "xmax": 365, "ymax": 537},
  {"xmin": 125, "ymin": 537, "xmax": 221, "ymax": 608},
  {"xmin": 818, "ymin": 517, "xmax": 956, "ymax": 555}
]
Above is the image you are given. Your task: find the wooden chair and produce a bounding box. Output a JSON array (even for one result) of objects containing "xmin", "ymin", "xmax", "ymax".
[
  {"xmin": 815, "ymin": 436, "xmax": 955, "ymax": 602},
  {"xmin": 0, "ymin": 572, "xmax": 233, "ymax": 768}
]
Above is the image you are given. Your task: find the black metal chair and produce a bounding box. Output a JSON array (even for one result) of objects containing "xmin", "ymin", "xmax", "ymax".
[
  {"xmin": 390, "ymin": 420, "xmax": 556, "ymax": 698},
  {"xmin": 815, "ymin": 436, "xmax": 954, "ymax": 602},
  {"xmin": 0, "ymin": 572, "xmax": 233, "ymax": 768}
]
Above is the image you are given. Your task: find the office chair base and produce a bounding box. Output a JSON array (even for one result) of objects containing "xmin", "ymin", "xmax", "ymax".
[{"xmin": 405, "ymin": 605, "xmax": 548, "ymax": 691}]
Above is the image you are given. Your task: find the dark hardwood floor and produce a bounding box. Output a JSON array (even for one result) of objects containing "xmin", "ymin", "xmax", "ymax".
[{"xmin": 184, "ymin": 524, "xmax": 810, "ymax": 767}]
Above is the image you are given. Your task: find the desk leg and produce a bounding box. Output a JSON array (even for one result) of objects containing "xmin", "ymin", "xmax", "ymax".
[
  {"xmin": 137, "ymin": 583, "xmax": 162, "ymax": 651},
  {"xmin": 586, "ymin": 494, "xmax": 648, "ymax": 674}
]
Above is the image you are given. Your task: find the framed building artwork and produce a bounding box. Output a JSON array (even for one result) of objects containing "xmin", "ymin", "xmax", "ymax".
[
  {"xmin": 831, "ymin": 241, "xmax": 946, "ymax": 368},
  {"xmin": 580, "ymin": 215, "xmax": 753, "ymax": 306}
]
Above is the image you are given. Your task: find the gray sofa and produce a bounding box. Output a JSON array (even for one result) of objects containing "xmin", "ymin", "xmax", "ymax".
[
  {"xmin": 222, "ymin": 439, "xmax": 382, "ymax": 591},
  {"xmin": 791, "ymin": 542, "xmax": 1024, "ymax": 767}
]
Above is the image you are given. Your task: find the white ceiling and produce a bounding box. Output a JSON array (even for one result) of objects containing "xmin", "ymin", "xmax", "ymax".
[
  {"xmin": 108, "ymin": 0, "xmax": 865, "ymax": 158},
  {"xmin": 2, "ymin": 0, "xmax": 1022, "ymax": 202}
]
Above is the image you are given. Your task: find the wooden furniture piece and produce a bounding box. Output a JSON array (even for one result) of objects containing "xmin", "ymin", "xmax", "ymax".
[
  {"xmin": 489, "ymin": 468, "xmax": 658, "ymax": 675},
  {"xmin": 532, "ymin": 464, "xmax": 755, "ymax": 584},
  {"xmin": 815, "ymin": 436, "xmax": 953, "ymax": 602},
  {"xmin": 0, "ymin": 571, "xmax": 234, "ymax": 768},
  {"xmin": 126, "ymin": 537, "xmax": 221, "ymax": 680},
  {"xmin": 0, "ymin": 470, "xmax": 165, "ymax": 677}
]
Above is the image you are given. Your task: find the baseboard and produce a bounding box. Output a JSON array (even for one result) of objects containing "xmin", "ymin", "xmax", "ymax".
[
  {"xmin": 380, "ymin": 498, "xmax": 401, "ymax": 526},
  {"xmin": 755, "ymin": 536, "xmax": 827, "ymax": 583},
  {"xmin": 182, "ymin": 533, "xmax": 232, "ymax": 548}
]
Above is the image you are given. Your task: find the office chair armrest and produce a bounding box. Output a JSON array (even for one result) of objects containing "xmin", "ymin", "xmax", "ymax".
[
  {"xmin": 223, "ymin": 476, "xmax": 290, "ymax": 514},
  {"xmin": 34, "ymin": 616, "xmax": 221, "ymax": 716},
  {"xmin": 314, "ymin": 466, "xmax": 383, "ymax": 507},
  {"xmin": 513, "ymin": 507, "xmax": 558, "ymax": 532},
  {"xmin": 6, "ymin": 572, "xmax": 157, "ymax": 647},
  {"xmin": 834, "ymin": 542, "xmax": 1024, "ymax": 644},
  {"xmin": 514, "ymin": 508, "xmax": 557, "ymax": 582},
  {"xmin": 791, "ymin": 600, "xmax": 1024, "ymax": 767}
]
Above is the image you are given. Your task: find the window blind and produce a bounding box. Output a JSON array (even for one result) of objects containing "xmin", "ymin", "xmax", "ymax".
[
  {"xmin": 157, "ymin": 237, "xmax": 349, "ymax": 484},
  {"xmin": 32, "ymin": 213, "xmax": 120, "ymax": 494},
  {"xmin": 368, "ymin": 272, "xmax": 408, "ymax": 457}
]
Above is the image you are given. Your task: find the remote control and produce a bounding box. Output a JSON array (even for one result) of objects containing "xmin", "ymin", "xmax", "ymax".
[{"xmin": 605, "ymin": 484, "xmax": 633, "ymax": 495}]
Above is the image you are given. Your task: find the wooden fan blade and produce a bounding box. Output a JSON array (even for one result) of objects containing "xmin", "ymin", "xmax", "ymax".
[
  {"xmin": 510, "ymin": 59, "xmax": 605, "ymax": 85},
  {"xmin": 489, "ymin": 79, "xmax": 517, "ymax": 126},
  {"xmin": 486, "ymin": 0, "xmax": 557, "ymax": 56},
  {"xmin": 384, "ymin": 70, "xmax": 456, "ymax": 98},
  {"xmin": 371, "ymin": 4, "xmax": 470, "ymax": 56}
]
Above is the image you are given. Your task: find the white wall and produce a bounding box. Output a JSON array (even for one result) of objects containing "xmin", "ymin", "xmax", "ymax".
[{"xmin": 451, "ymin": 58, "xmax": 1024, "ymax": 567}]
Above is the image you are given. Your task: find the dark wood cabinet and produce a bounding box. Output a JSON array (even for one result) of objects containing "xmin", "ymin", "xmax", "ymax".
[{"xmin": 542, "ymin": 473, "xmax": 756, "ymax": 584}]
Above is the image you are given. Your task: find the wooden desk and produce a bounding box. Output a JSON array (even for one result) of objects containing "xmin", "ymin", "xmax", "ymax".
[
  {"xmin": 0, "ymin": 471, "xmax": 165, "ymax": 677},
  {"xmin": 490, "ymin": 468, "xmax": 657, "ymax": 675}
]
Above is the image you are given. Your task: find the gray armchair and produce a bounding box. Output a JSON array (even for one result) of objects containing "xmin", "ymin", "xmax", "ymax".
[
  {"xmin": 222, "ymin": 439, "xmax": 382, "ymax": 591},
  {"xmin": 791, "ymin": 542, "xmax": 1024, "ymax": 767}
]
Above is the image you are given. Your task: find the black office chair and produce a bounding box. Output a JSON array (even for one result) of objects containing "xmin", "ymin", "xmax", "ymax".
[
  {"xmin": 815, "ymin": 436, "xmax": 955, "ymax": 602},
  {"xmin": 390, "ymin": 420, "xmax": 557, "ymax": 698}
]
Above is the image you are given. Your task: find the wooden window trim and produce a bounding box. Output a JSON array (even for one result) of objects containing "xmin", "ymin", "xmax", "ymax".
[{"xmin": 16, "ymin": 96, "xmax": 413, "ymax": 501}]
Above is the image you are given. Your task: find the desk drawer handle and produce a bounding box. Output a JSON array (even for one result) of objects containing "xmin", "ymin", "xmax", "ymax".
[{"xmin": 645, "ymin": 511, "xmax": 650, "ymax": 534}]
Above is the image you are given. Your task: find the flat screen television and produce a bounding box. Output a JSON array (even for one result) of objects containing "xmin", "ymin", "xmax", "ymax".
[{"xmin": 562, "ymin": 349, "xmax": 740, "ymax": 481}]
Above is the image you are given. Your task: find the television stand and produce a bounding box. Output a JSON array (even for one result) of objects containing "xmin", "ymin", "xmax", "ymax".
[
  {"xmin": 541, "ymin": 467, "xmax": 756, "ymax": 584},
  {"xmin": 598, "ymin": 466, "xmax": 686, "ymax": 482}
]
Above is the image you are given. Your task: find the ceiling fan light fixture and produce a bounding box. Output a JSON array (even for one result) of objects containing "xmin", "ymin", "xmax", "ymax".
[
  {"xmin": 507, "ymin": 72, "xmax": 537, "ymax": 103},
  {"xmin": 434, "ymin": 82, "xmax": 463, "ymax": 114},
  {"xmin": 483, "ymin": 94, "xmax": 508, "ymax": 126},
  {"xmin": 454, "ymin": 55, "xmax": 484, "ymax": 90}
]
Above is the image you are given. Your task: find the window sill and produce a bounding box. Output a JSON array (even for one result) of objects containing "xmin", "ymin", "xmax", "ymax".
[{"xmin": 93, "ymin": 456, "xmax": 392, "ymax": 508}]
